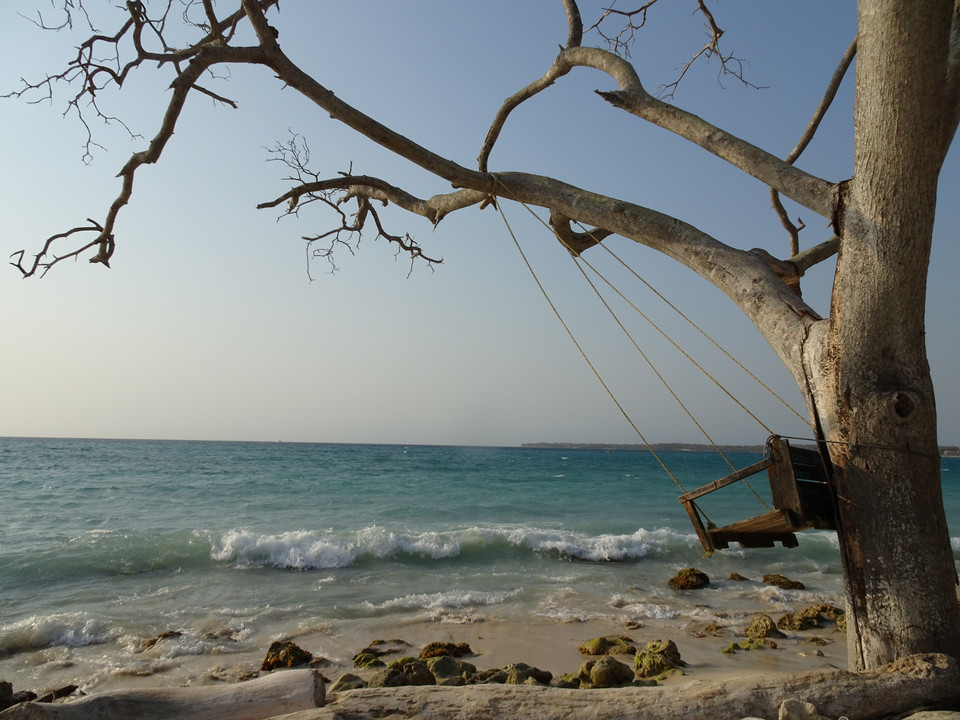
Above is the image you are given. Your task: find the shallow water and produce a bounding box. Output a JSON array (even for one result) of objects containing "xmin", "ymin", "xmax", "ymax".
[{"xmin": 1, "ymin": 437, "xmax": 957, "ymax": 691}]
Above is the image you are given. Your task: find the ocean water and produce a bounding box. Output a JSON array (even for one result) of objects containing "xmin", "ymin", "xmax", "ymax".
[{"xmin": 1, "ymin": 437, "xmax": 958, "ymax": 691}]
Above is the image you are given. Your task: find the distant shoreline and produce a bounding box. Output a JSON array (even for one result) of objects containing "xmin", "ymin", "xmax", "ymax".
[
  {"xmin": 522, "ymin": 442, "xmax": 960, "ymax": 457},
  {"xmin": 521, "ymin": 442, "xmax": 768, "ymax": 453}
]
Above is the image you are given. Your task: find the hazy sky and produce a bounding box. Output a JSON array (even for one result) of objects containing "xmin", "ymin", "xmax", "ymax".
[{"xmin": 1, "ymin": 2, "xmax": 957, "ymax": 447}]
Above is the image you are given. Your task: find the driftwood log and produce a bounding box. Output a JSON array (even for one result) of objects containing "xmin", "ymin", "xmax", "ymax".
[
  {"xmin": 0, "ymin": 669, "xmax": 324, "ymax": 720},
  {"xmin": 274, "ymin": 654, "xmax": 959, "ymax": 720}
]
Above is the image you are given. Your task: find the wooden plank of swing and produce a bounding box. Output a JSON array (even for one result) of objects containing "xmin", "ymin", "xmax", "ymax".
[
  {"xmin": 721, "ymin": 531, "xmax": 800, "ymax": 549},
  {"xmin": 767, "ymin": 437, "xmax": 803, "ymax": 516},
  {"xmin": 680, "ymin": 497, "xmax": 722, "ymax": 553},
  {"xmin": 677, "ymin": 456, "xmax": 775, "ymax": 502},
  {"xmin": 710, "ymin": 510, "xmax": 807, "ymax": 540}
]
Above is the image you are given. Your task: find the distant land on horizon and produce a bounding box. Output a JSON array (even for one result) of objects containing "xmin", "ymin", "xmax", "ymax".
[
  {"xmin": 522, "ymin": 442, "xmax": 768, "ymax": 453},
  {"xmin": 522, "ymin": 442, "xmax": 960, "ymax": 457}
]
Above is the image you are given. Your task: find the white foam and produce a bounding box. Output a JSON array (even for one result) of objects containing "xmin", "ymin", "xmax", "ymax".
[
  {"xmin": 207, "ymin": 524, "xmax": 703, "ymax": 570},
  {"xmin": 210, "ymin": 529, "xmax": 355, "ymax": 569},
  {"xmin": 512, "ymin": 526, "xmax": 681, "ymax": 562},
  {"xmin": 210, "ymin": 526, "xmax": 465, "ymax": 569},
  {"xmin": 372, "ymin": 588, "xmax": 517, "ymax": 611},
  {"xmin": 0, "ymin": 613, "xmax": 121, "ymax": 655}
]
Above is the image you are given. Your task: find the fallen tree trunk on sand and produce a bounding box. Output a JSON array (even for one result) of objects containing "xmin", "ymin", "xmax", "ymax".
[
  {"xmin": 2, "ymin": 655, "xmax": 957, "ymax": 720},
  {"xmin": 277, "ymin": 654, "xmax": 959, "ymax": 720},
  {"xmin": 0, "ymin": 669, "xmax": 325, "ymax": 720}
]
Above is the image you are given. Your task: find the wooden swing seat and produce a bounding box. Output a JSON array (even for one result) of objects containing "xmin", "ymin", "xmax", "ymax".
[{"xmin": 679, "ymin": 436, "xmax": 836, "ymax": 552}]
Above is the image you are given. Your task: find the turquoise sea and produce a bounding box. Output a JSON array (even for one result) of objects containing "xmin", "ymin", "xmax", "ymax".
[{"xmin": 1, "ymin": 437, "xmax": 958, "ymax": 691}]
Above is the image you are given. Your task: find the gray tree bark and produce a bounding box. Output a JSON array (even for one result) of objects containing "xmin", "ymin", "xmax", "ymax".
[{"xmin": 808, "ymin": 0, "xmax": 960, "ymax": 670}]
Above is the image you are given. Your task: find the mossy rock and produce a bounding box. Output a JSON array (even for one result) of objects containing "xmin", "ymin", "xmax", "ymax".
[
  {"xmin": 777, "ymin": 612, "xmax": 817, "ymax": 632},
  {"xmin": 729, "ymin": 572, "xmax": 750, "ymax": 582},
  {"xmin": 426, "ymin": 655, "xmax": 477, "ymax": 686},
  {"xmin": 836, "ymin": 613, "xmax": 847, "ymax": 632},
  {"xmin": 401, "ymin": 660, "xmax": 435, "ymax": 686},
  {"xmin": 328, "ymin": 673, "xmax": 367, "ymax": 692},
  {"xmin": 261, "ymin": 640, "xmax": 314, "ymax": 671},
  {"xmin": 721, "ymin": 642, "xmax": 740, "ymax": 654},
  {"xmin": 387, "ymin": 656, "xmax": 419, "ymax": 670},
  {"xmin": 644, "ymin": 639, "xmax": 685, "ymax": 666},
  {"xmin": 419, "ymin": 641, "xmax": 473, "ymax": 659},
  {"xmin": 668, "ymin": 567, "xmax": 710, "ymax": 590},
  {"xmin": 799, "ymin": 603, "xmax": 844, "ymax": 623},
  {"xmin": 470, "ymin": 668, "xmax": 509, "ymax": 685},
  {"xmin": 587, "ymin": 655, "xmax": 635, "ymax": 688},
  {"xmin": 367, "ymin": 667, "xmax": 406, "ymax": 688},
  {"xmin": 352, "ymin": 652, "xmax": 385, "ymax": 669},
  {"xmin": 635, "ymin": 651, "xmax": 684, "ymax": 680},
  {"xmin": 505, "ymin": 662, "xmax": 552, "ymax": 686},
  {"xmin": 744, "ymin": 613, "xmax": 786, "ymax": 639},
  {"xmin": 762, "ymin": 573, "xmax": 805, "ymax": 590},
  {"xmin": 577, "ymin": 635, "xmax": 636, "ymax": 656},
  {"xmin": 557, "ymin": 672, "xmax": 582, "ymax": 689},
  {"xmin": 740, "ymin": 637, "xmax": 777, "ymax": 650},
  {"xmin": 634, "ymin": 639, "xmax": 686, "ymax": 680},
  {"xmin": 690, "ymin": 622, "xmax": 724, "ymax": 638}
]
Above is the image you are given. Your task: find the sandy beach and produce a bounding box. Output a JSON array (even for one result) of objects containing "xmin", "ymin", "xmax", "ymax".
[{"xmin": 2, "ymin": 609, "xmax": 848, "ymax": 700}]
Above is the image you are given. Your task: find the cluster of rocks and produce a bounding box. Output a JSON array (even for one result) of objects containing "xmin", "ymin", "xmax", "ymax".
[
  {"xmin": 667, "ymin": 567, "xmax": 808, "ymax": 591},
  {"xmin": 256, "ymin": 634, "xmax": 693, "ymax": 693},
  {"xmin": 0, "ymin": 680, "xmax": 80, "ymax": 712},
  {"xmin": 664, "ymin": 567, "xmax": 848, "ymax": 656},
  {"xmin": 562, "ymin": 637, "xmax": 687, "ymax": 689},
  {"xmin": 719, "ymin": 604, "xmax": 846, "ymax": 654}
]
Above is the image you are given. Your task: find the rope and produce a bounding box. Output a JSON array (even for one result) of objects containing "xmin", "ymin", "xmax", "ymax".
[
  {"xmin": 588, "ymin": 235, "xmax": 815, "ymax": 431},
  {"xmin": 778, "ymin": 434, "xmax": 942, "ymax": 461},
  {"xmin": 495, "ymin": 200, "xmax": 691, "ymax": 496},
  {"xmin": 496, "ymin": 194, "xmax": 773, "ymax": 511},
  {"xmin": 571, "ymin": 260, "xmax": 772, "ymax": 511},
  {"xmin": 575, "ymin": 247, "xmax": 776, "ymax": 437}
]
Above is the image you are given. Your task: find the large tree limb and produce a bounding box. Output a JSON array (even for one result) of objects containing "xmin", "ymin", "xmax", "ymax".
[
  {"xmin": 486, "ymin": 171, "xmax": 820, "ymax": 382},
  {"xmin": 541, "ymin": 46, "xmax": 835, "ymax": 218},
  {"xmin": 271, "ymin": 654, "xmax": 958, "ymax": 720},
  {"xmin": 0, "ymin": 668, "xmax": 325, "ymax": 720},
  {"xmin": 11, "ymin": 0, "xmax": 825, "ymax": 373}
]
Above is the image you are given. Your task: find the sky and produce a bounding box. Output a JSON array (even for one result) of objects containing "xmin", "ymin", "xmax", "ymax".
[{"xmin": 0, "ymin": 1, "xmax": 957, "ymax": 447}]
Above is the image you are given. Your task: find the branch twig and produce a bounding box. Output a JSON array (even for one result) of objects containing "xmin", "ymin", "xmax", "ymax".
[{"xmin": 770, "ymin": 37, "xmax": 857, "ymax": 256}]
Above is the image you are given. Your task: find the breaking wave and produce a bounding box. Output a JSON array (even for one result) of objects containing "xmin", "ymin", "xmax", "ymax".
[{"xmin": 208, "ymin": 525, "xmax": 691, "ymax": 570}]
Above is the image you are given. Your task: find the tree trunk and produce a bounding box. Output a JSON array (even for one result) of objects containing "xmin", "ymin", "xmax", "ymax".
[{"xmin": 812, "ymin": 0, "xmax": 960, "ymax": 670}]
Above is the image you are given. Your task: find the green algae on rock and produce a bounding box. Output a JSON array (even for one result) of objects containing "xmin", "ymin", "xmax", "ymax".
[
  {"xmin": 261, "ymin": 640, "xmax": 314, "ymax": 671},
  {"xmin": 634, "ymin": 639, "xmax": 686, "ymax": 680},
  {"xmin": 744, "ymin": 613, "xmax": 787, "ymax": 639},
  {"xmin": 668, "ymin": 567, "xmax": 710, "ymax": 590},
  {"xmin": 576, "ymin": 635, "xmax": 636, "ymax": 656}
]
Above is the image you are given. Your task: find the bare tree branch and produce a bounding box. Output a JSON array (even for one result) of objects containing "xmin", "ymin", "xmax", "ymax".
[
  {"xmin": 588, "ymin": 1, "xmax": 660, "ymax": 57},
  {"xmin": 588, "ymin": 1, "xmax": 761, "ymax": 99},
  {"xmin": 548, "ymin": 211, "xmax": 613, "ymax": 256},
  {"xmin": 8, "ymin": 0, "xmax": 823, "ymax": 359},
  {"xmin": 551, "ymin": 45, "xmax": 835, "ymax": 217},
  {"xmin": 771, "ymin": 36, "xmax": 857, "ymax": 256},
  {"xmin": 478, "ymin": 0, "xmax": 583, "ymax": 172},
  {"xmin": 9, "ymin": 220, "xmax": 105, "ymax": 278},
  {"xmin": 790, "ymin": 236, "xmax": 840, "ymax": 275}
]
